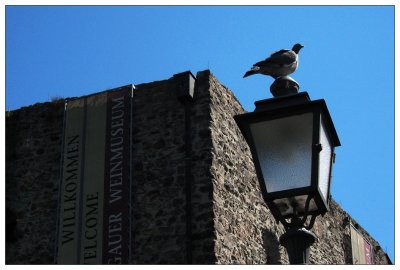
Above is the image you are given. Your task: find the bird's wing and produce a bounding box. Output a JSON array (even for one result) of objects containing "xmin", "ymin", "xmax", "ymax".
[
  {"xmin": 267, "ymin": 50, "xmax": 297, "ymax": 65},
  {"xmin": 254, "ymin": 54, "xmax": 296, "ymax": 67},
  {"xmin": 257, "ymin": 49, "xmax": 297, "ymax": 66},
  {"xmin": 254, "ymin": 58, "xmax": 280, "ymax": 67}
]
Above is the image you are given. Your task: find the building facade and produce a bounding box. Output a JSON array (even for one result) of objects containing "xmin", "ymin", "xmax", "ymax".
[{"xmin": 5, "ymin": 70, "xmax": 391, "ymax": 264}]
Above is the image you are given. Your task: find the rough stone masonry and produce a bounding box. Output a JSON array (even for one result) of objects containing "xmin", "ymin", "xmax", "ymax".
[{"xmin": 5, "ymin": 70, "xmax": 391, "ymax": 264}]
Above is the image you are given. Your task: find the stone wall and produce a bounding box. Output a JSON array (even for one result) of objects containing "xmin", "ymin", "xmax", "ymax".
[
  {"xmin": 207, "ymin": 72, "xmax": 287, "ymax": 264},
  {"xmin": 129, "ymin": 71, "xmax": 219, "ymax": 263},
  {"xmin": 188, "ymin": 71, "xmax": 218, "ymax": 263},
  {"xmin": 130, "ymin": 79, "xmax": 188, "ymax": 263},
  {"xmin": 6, "ymin": 100, "xmax": 65, "ymax": 264},
  {"xmin": 5, "ymin": 70, "xmax": 391, "ymax": 264}
]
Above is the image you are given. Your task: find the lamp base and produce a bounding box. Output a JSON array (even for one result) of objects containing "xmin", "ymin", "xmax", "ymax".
[{"xmin": 279, "ymin": 227, "xmax": 317, "ymax": 264}]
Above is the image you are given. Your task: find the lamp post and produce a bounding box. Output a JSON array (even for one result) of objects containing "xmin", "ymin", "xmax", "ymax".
[{"xmin": 234, "ymin": 89, "xmax": 341, "ymax": 264}]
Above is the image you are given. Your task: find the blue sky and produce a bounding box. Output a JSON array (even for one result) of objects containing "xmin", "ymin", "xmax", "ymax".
[{"xmin": 5, "ymin": 5, "xmax": 395, "ymax": 262}]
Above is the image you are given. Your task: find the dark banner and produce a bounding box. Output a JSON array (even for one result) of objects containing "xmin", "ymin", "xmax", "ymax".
[
  {"xmin": 102, "ymin": 88, "xmax": 131, "ymax": 264},
  {"xmin": 57, "ymin": 86, "xmax": 132, "ymax": 264}
]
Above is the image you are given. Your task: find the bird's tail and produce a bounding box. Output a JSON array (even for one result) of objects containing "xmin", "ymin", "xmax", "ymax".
[{"xmin": 243, "ymin": 70, "xmax": 257, "ymax": 78}]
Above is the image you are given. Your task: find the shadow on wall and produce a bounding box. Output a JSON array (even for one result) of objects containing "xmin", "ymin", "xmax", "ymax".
[
  {"xmin": 6, "ymin": 208, "xmax": 18, "ymax": 243},
  {"xmin": 262, "ymin": 229, "xmax": 283, "ymax": 264},
  {"xmin": 343, "ymin": 233, "xmax": 353, "ymax": 264},
  {"xmin": 341, "ymin": 218, "xmax": 353, "ymax": 264}
]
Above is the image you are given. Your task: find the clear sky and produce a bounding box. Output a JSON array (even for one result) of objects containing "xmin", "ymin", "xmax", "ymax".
[{"xmin": 5, "ymin": 5, "xmax": 395, "ymax": 262}]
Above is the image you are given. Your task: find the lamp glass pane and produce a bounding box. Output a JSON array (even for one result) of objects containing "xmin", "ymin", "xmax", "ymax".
[
  {"xmin": 250, "ymin": 112, "xmax": 313, "ymax": 193},
  {"xmin": 318, "ymin": 118, "xmax": 333, "ymax": 202}
]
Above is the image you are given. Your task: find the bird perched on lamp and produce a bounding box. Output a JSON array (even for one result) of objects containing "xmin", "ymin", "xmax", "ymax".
[{"xmin": 243, "ymin": 43, "xmax": 304, "ymax": 79}]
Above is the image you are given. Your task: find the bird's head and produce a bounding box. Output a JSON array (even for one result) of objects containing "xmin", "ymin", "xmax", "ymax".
[{"xmin": 292, "ymin": 43, "xmax": 304, "ymax": 54}]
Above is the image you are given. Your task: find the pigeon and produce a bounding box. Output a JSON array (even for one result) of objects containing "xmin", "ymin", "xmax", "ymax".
[{"xmin": 243, "ymin": 43, "xmax": 304, "ymax": 79}]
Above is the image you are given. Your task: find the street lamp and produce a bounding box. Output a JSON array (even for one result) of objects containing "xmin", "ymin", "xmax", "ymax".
[{"xmin": 234, "ymin": 91, "xmax": 341, "ymax": 264}]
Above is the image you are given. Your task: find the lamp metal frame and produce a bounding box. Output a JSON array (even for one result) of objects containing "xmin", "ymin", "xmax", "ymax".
[{"xmin": 235, "ymin": 94, "xmax": 341, "ymax": 223}]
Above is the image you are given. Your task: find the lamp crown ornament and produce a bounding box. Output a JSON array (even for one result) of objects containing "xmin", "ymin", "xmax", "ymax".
[{"xmin": 243, "ymin": 43, "xmax": 304, "ymax": 97}]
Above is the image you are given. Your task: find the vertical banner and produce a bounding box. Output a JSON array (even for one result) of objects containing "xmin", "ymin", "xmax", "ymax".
[
  {"xmin": 350, "ymin": 224, "xmax": 374, "ymax": 264},
  {"xmin": 57, "ymin": 99, "xmax": 85, "ymax": 264},
  {"xmin": 80, "ymin": 93, "xmax": 107, "ymax": 264},
  {"xmin": 364, "ymin": 239, "xmax": 373, "ymax": 264},
  {"xmin": 57, "ymin": 86, "xmax": 132, "ymax": 264},
  {"xmin": 102, "ymin": 88, "xmax": 131, "ymax": 264}
]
